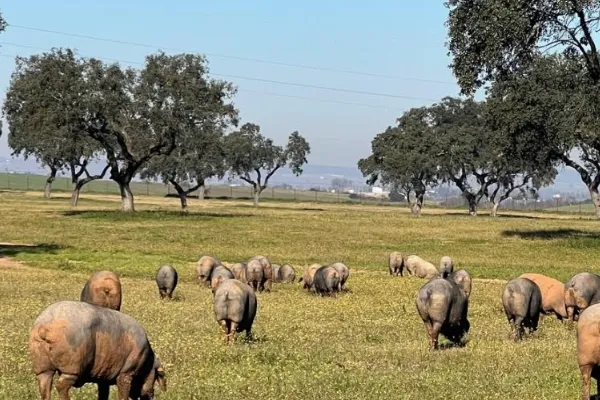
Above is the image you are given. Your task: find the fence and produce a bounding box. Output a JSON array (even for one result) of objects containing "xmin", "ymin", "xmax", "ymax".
[{"xmin": 0, "ymin": 172, "xmax": 594, "ymax": 214}]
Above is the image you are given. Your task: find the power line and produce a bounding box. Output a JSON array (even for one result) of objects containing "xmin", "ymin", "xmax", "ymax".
[
  {"xmin": 0, "ymin": 42, "xmax": 439, "ymax": 102},
  {"xmin": 6, "ymin": 23, "xmax": 457, "ymax": 86}
]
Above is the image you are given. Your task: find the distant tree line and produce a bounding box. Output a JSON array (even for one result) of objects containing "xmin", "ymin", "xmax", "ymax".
[
  {"xmin": 1, "ymin": 48, "xmax": 310, "ymax": 211},
  {"xmin": 361, "ymin": 1, "xmax": 600, "ymax": 219}
]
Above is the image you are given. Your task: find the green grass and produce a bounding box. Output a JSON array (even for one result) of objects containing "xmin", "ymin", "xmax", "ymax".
[{"xmin": 0, "ymin": 191, "xmax": 598, "ymax": 399}]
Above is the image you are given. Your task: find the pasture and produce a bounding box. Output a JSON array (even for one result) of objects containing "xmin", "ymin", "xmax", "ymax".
[{"xmin": 1, "ymin": 190, "xmax": 599, "ymax": 399}]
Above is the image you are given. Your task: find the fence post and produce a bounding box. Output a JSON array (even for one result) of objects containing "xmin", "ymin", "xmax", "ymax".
[
  {"xmin": 230, "ymin": 186, "xmax": 233, "ymax": 198},
  {"xmin": 294, "ymin": 189, "xmax": 297, "ymax": 201},
  {"xmin": 146, "ymin": 183, "xmax": 150, "ymax": 196}
]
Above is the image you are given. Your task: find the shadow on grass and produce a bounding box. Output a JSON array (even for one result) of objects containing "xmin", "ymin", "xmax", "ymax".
[
  {"xmin": 502, "ymin": 229, "xmax": 600, "ymax": 240},
  {"xmin": 58, "ymin": 210, "xmax": 255, "ymax": 220},
  {"xmin": 0, "ymin": 242, "xmax": 63, "ymax": 257},
  {"xmin": 233, "ymin": 204, "xmax": 326, "ymax": 212}
]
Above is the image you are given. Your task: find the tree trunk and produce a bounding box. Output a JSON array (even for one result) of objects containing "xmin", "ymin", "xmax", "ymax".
[
  {"xmin": 590, "ymin": 187, "xmax": 600, "ymax": 219},
  {"xmin": 118, "ymin": 181, "xmax": 135, "ymax": 212},
  {"xmin": 253, "ymin": 189, "xmax": 261, "ymax": 207},
  {"xmin": 491, "ymin": 202, "xmax": 500, "ymax": 217},
  {"xmin": 44, "ymin": 168, "xmax": 57, "ymax": 199},
  {"xmin": 169, "ymin": 180, "xmax": 189, "ymax": 212},
  {"xmin": 411, "ymin": 192, "xmax": 424, "ymax": 216},
  {"xmin": 70, "ymin": 182, "xmax": 82, "ymax": 207},
  {"xmin": 198, "ymin": 184, "xmax": 205, "ymax": 200},
  {"xmin": 467, "ymin": 197, "xmax": 478, "ymax": 216}
]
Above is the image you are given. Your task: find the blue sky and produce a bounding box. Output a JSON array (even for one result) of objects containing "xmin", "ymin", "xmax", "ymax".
[{"xmin": 0, "ymin": 1, "xmax": 460, "ymax": 168}]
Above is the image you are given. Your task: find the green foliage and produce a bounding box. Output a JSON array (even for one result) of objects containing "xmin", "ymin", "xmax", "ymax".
[
  {"xmin": 2, "ymin": 49, "xmax": 103, "ymax": 179},
  {"xmin": 358, "ymin": 107, "xmax": 440, "ymax": 211},
  {"xmin": 224, "ymin": 123, "xmax": 310, "ymax": 205},
  {"xmin": 446, "ymin": 0, "xmax": 600, "ymax": 94}
]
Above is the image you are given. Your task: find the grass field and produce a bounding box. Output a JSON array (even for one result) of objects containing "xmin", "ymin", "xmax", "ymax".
[{"xmin": 1, "ymin": 190, "xmax": 599, "ymax": 399}]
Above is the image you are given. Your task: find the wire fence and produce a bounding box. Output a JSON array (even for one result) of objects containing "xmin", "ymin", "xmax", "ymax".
[{"xmin": 0, "ymin": 172, "xmax": 595, "ymax": 214}]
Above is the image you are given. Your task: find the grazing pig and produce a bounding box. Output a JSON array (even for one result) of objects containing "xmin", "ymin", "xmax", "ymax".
[
  {"xmin": 213, "ymin": 279, "xmax": 257, "ymax": 344},
  {"xmin": 449, "ymin": 269, "xmax": 472, "ymax": 297},
  {"xmin": 388, "ymin": 251, "xmax": 404, "ymax": 276},
  {"xmin": 312, "ymin": 265, "xmax": 341, "ymax": 297},
  {"xmin": 502, "ymin": 277, "xmax": 542, "ymax": 341},
  {"xmin": 299, "ymin": 264, "xmax": 321, "ymax": 290},
  {"xmin": 155, "ymin": 265, "xmax": 178, "ymax": 300},
  {"xmin": 250, "ymin": 255, "xmax": 273, "ymax": 292},
  {"xmin": 231, "ymin": 263, "xmax": 248, "ymax": 283},
  {"xmin": 519, "ymin": 273, "xmax": 568, "ymax": 320},
  {"xmin": 564, "ymin": 272, "xmax": 600, "ymax": 322},
  {"xmin": 80, "ymin": 270, "xmax": 122, "ymax": 311},
  {"xmin": 246, "ymin": 259, "xmax": 265, "ymax": 292},
  {"xmin": 271, "ymin": 264, "xmax": 282, "ymax": 283},
  {"xmin": 196, "ymin": 256, "xmax": 221, "ymax": 287},
  {"xmin": 278, "ymin": 264, "xmax": 296, "ymax": 283},
  {"xmin": 210, "ymin": 265, "xmax": 235, "ymax": 292},
  {"xmin": 439, "ymin": 256, "xmax": 454, "ymax": 278},
  {"xmin": 405, "ymin": 255, "xmax": 439, "ymax": 279},
  {"xmin": 28, "ymin": 300, "xmax": 166, "ymax": 400},
  {"xmin": 329, "ymin": 262, "xmax": 350, "ymax": 290},
  {"xmin": 416, "ymin": 270, "xmax": 472, "ymax": 350},
  {"xmin": 576, "ymin": 303, "xmax": 600, "ymax": 400}
]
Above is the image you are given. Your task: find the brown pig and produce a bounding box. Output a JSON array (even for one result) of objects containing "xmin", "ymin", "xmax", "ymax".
[
  {"xmin": 250, "ymin": 255, "xmax": 273, "ymax": 292},
  {"xmin": 195, "ymin": 256, "xmax": 221, "ymax": 287},
  {"xmin": 28, "ymin": 300, "xmax": 166, "ymax": 400},
  {"xmin": 576, "ymin": 303, "xmax": 600, "ymax": 400},
  {"xmin": 80, "ymin": 270, "xmax": 122, "ymax": 311},
  {"xmin": 299, "ymin": 263, "xmax": 321, "ymax": 291},
  {"xmin": 231, "ymin": 263, "xmax": 248, "ymax": 283},
  {"xmin": 388, "ymin": 251, "xmax": 404, "ymax": 276},
  {"xmin": 210, "ymin": 265, "xmax": 235, "ymax": 292},
  {"xmin": 519, "ymin": 273, "xmax": 568, "ymax": 320},
  {"xmin": 564, "ymin": 272, "xmax": 600, "ymax": 322}
]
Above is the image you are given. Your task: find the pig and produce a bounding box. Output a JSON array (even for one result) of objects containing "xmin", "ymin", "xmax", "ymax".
[
  {"xmin": 28, "ymin": 300, "xmax": 166, "ymax": 400},
  {"xmin": 213, "ymin": 279, "xmax": 258, "ymax": 344},
  {"xmin": 564, "ymin": 272, "xmax": 600, "ymax": 322},
  {"xmin": 196, "ymin": 256, "xmax": 221, "ymax": 287},
  {"xmin": 250, "ymin": 255, "xmax": 273, "ymax": 292},
  {"xmin": 278, "ymin": 264, "xmax": 296, "ymax": 283},
  {"xmin": 246, "ymin": 259, "xmax": 265, "ymax": 292},
  {"xmin": 329, "ymin": 262, "xmax": 350, "ymax": 290},
  {"xmin": 80, "ymin": 270, "xmax": 122, "ymax": 311},
  {"xmin": 312, "ymin": 265, "xmax": 341, "ymax": 297},
  {"xmin": 519, "ymin": 273, "xmax": 568, "ymax": 320},
  {"xmin": 449, "ymin": 269, "xmax": 472, "ymax": 297},
  {"xmin": 502, "ymin": 277, "xmax": 542, "ymax": 341},
  {"xmin": 576, "ymin": 303, "xmax": 600, "ymax": 400},
  {"xmin": 416, "ymin": 270, "xmax": 472, "ymax": 350},
  {"xmin": 439, "ymin": 256, "xmax": 454, "ymax": 278},
  {"xmin": 388, "ymin": 251, "xmax": 404, "ymax": 276},
  {"xmin": 210, "ymin": 264, "xmax": 235, "ymax": 292},
  {"xmin": 230, "ymin": 263, "xmax": 248, "ymax": 283},
  {"xmin": 155, "ymin": 265, "xmax": 178, "ymax": 300},
  {"xmin": 405, "ymin": 255, "xmax": 439, "ymax": 279},
  {"xmin": 271, "ymin": 264, "xmax": 282, "ymax": 283},
  {"xmin": 299, "ymin": 263, "xmax": 321, "ymax": 290}
]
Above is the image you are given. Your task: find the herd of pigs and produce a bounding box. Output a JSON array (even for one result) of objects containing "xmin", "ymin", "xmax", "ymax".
[
  {"xmin": 390, "ymin": 251, "xmax": 600, "ymax": 400},
  {"xmin": 24, "ymin": 251, "xmax": 600, "ymax": 399}
]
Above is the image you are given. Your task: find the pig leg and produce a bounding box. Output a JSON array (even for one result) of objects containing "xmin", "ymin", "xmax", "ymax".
[
  {"xmin": 246, "ymin": 328, "xmax": 253, "ymax": 342},
  {"xmin": 514, "ymin": 317, "xmax": 524, "ymax": 341},
  {"xmin": 229, "ymin": 322, "xmax": 238, "ymax": 344},
  {"xmin": 55, "ymin": 373, "xmax": 78, "ymax": 400},
  {"xmin": 580, "ymin": 364, "xmax": 592, "ymax": 400},
  {"xmin": 219, "ymin": 320, "xmax": 230, "ymax": 344},
  {"xmin": 97, "ymin": 383, "xmax": 109, "ymax": 400},
  {"xmin": 429, "ymin": 321, "xmax": 442, "ymax": 351},
  {"xmin": 36, "ymin": 371, "xmax": 54, "ymax": 400},
  {"xmin": 116, "ymin": 374, "xmax": 133, "ymax": 400}
]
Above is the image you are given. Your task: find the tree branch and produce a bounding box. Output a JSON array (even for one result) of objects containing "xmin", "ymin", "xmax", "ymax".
[
  {"xmin": 575, "ymin": 8, "xmax": 600, "ymax": 80},
  {"xmin": 262, "ymin": 165, "xmax": 282, "ymax": 190}
]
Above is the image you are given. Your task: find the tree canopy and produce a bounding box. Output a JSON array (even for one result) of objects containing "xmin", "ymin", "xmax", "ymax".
[
  {"xmin": 358, "ymin": 107, "xmax": 440, "ymax": 215},
  {"xmin": 446, "ymin": 0, "xmax": 600, "ymax": 94},
  {"xmin": 224, "ymin": 123, "xmax": 310, "ymax": 206},
  {"xmin": 2, "ymin": 49, "xmax": 105, "ymax": 202}
]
